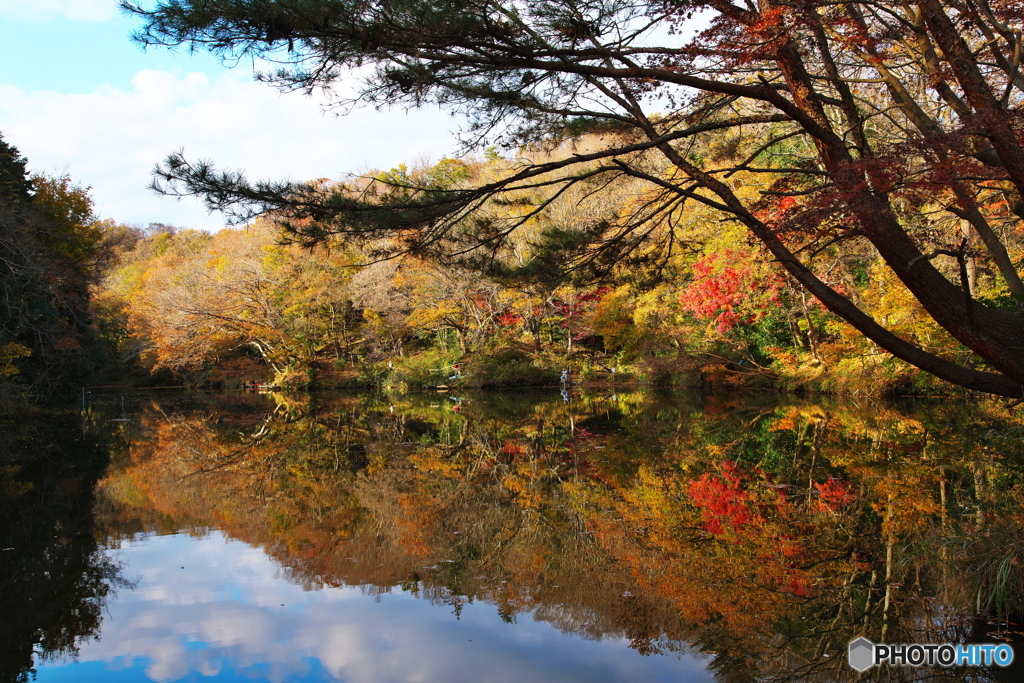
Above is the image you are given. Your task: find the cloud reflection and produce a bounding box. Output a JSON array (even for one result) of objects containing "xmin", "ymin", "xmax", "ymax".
[{"xmin": 37, "ymin": 532, "xmax": 711, "ymax": 683}]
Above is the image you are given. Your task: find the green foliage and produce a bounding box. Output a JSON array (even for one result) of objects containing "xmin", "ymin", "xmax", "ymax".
[
  {"xmin": 465, "ymin": 345, "xmax": 557, "ymax": 387},
  {"xmin": 0, "ymin": 143, "xmax": 106, "ymax": 405},
  {"xmin": 728, "ymin": 310, "xmax": 794, "ymax": 366},
  {"xmin": 383, "ymin": 349, "xmax": 463, "ymax": 389},
  {"xmin": 426, "ymin": 158, "xmax": 470, "ymax": 189},
  {"xmin": 0, "ymin": 134, "xmax": 32, "ymax": 202}
]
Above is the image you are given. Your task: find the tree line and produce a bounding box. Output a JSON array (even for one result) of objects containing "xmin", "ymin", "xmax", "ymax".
[
  {"xmin": 117, "ymin": 0, "xmax": 1024, "ymax": 398},
  {"xmin": 5, "ymin": 129, "xmax": 1024, "ymax": 402},
  {"xmin": 0, "ymin": 135, "xmax": 131, "ymax": 407}
]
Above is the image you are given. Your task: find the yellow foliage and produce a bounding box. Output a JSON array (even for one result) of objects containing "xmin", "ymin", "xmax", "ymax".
[{"xmin": 0, "ymin": 342, "xmax": 31, "ymax": 377}]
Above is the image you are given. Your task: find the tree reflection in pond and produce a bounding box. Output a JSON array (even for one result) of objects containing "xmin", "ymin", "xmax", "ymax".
[
  {"xmin": 82, "ymin": 390, "xmax": 1024, "ymax": 681},
  {"xmin": 0, "ymin": 415, "xmax": 129, "ymax": 683}
]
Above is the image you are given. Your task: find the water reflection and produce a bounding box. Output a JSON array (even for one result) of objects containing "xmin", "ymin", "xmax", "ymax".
[
  {"xmin": 14, "ymin": 390, "xmax": 1024, "ymax": 681},
  {"xmin": 39, "ymin": 530, "xmax": 710, "ymax": 683},
  {"xmin": 0, "ymin": 415, "xmax": 129, "ymax": 683}
]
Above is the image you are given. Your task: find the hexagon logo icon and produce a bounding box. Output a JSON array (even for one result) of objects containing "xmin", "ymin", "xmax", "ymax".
[{"xmin": 848, "ymin": 637, "xmax": 875, "ymax": 672}]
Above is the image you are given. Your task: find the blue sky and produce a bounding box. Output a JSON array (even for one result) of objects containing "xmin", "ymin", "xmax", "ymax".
[
  {"xmin": 0, "ymin": 5, "xmax": 223, "ymax": 93},
  {"xmin": 0, "ymin": 1, "xmax": 458, "ymax": 229}
]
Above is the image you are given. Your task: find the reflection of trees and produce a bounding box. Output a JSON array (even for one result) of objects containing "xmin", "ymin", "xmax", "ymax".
[
  {"xmin": 98, "ymin": 391, "xmax": 1024, "ymax": 681},
  {"xmin": 0, "ymin": 416, "xmax": 125, "ymax": 683},
  {"xmin": 579, "ymin": 399, "xmax": 1024, "ymax": 681}
]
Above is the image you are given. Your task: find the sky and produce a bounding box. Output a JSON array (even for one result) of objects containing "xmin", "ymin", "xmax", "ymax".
[{"xmin": 0, "ymin": 1, "xmax": 461, "ymax": 230}]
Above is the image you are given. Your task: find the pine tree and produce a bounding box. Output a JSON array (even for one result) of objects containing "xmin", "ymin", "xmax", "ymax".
[
  {"xmin": 122, "ymin": 0, "xmax": 1024, "ymax": 397},
  {"xmin": 0, "ymin": 134, "xmax": 33, "ymax": 203}
]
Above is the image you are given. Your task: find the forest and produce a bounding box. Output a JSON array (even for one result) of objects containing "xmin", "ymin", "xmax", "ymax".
[
  {"xmin": 4, "ymin": 0, "xmax": 1024, "ymax": 405},
  {"xmin": 2, "ymin": 134, "xmax": 1022, "ymax": 405}
]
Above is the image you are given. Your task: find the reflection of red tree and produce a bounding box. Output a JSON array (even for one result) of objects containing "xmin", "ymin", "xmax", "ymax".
[
  {"xmin": 687, "ymin": 461, "xmax": 758, "ymax": 536},
  {"xmin": 686, "ymin": 461, "xmax": 814, "ymax": 597}
]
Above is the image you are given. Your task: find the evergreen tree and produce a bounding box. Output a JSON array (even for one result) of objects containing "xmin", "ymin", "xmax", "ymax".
[
  {"xmin": 123, "ymin": 0, "xmax": 1024, "ymax": 397},
  {"xmin": 0, "ymin": 133, "xmax": 101, "ymax": 405},
  {"xmin": 0, "ymin": 134, "xmax": 33, "ymax": 203}
]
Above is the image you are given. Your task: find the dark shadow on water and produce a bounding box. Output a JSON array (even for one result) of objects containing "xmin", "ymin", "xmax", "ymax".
[{"xmin": 0, "ymin": 413, "xmax": 128, "ymax": 683}]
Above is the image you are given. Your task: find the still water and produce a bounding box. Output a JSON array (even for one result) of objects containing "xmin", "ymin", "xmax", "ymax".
[
  {"xmin": 4, "ymin": 389, "xmax": 1024, "ymax": 682},
  {"xmin": 38, "ymin": 530, "xmax": 708, "ymax": 683}
]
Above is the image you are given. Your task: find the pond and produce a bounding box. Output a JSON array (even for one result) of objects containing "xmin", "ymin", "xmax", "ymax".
[{"xmin": 3, "ymin": 388, "xmax": 1024, "ymax": 682}]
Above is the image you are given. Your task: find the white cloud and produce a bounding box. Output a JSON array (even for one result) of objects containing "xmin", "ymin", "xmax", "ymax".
[
  {"xmin": 0, "ymin": 0, "xmax": 116, "ymax": 22},
  {"xmin": 43, "ymin": 532, "xmax": 714, "ymax": 683},
  {"xmin": 0, "ymin": 69, "xmax": 459, "ymax": 230}
]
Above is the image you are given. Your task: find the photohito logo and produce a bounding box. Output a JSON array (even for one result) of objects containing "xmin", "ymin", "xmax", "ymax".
[{"xmin": 848, "ymin": 637, "xmax": 1014, "ymax": 671}]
